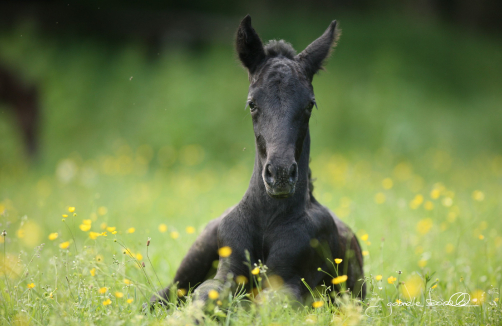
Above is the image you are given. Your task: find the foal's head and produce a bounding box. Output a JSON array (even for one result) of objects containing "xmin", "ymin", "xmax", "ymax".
[{"xmin": 236, "ymin": 15, "xmax": 340, "ymax": 198}]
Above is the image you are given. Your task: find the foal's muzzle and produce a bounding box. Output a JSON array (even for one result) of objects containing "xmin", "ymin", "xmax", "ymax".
[{"xmin": 263, "ymin": 162, "xmax": 298, "ymax": 198}]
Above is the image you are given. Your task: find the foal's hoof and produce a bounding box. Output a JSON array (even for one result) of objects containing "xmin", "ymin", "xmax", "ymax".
[{"xmin": 147, "ymin": 288, "xmax": 170, "ymax": 311}]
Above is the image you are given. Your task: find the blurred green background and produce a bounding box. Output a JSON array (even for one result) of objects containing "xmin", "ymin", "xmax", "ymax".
[{"xmin": 1, "ymin": 1, "xmax": 501, "ymax": 171}]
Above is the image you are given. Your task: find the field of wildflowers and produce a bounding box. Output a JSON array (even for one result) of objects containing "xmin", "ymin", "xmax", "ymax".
[{"xmin": 1, "ymin": 12, "xmax": 501, "ymax": 325}]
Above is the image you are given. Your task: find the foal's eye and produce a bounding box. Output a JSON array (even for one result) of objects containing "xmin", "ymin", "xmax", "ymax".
[
  {"xmin": 306, "ymin": 101, "xmax": 315, "ymax": 112},
  {"xmin": 249, "ymin": 101, "xmax": 257, "ymax": 112}
]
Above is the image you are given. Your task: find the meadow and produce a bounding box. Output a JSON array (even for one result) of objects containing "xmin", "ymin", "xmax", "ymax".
[{"xmin": 1, "ymin": 12, "xmax": 501, "ymax": 325}]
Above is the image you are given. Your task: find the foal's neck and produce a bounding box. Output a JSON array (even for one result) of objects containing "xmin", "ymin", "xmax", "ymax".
[{"xmin": 242, "ymin": 130, "xmax": 313, "ymax": 215}]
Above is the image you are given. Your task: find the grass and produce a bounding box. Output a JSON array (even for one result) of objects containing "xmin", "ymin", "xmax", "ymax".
[{"xmin": 1, "ymin": 11, "xmax": 501, "ymax": 325}]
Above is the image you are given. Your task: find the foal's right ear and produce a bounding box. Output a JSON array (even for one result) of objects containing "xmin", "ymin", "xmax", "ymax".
[{"xmin": 236, "ymin": 15, "xmax": 266, "ymax": 74}]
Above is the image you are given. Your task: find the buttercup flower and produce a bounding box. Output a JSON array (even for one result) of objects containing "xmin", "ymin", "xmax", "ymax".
[
  {"xmin": 208, "ymin": 290, "xmax": 219, "ymax": 300},
  {"xmin": 59, "ymin": 241, "xmax": 70, "ymax": 249},
  {"xmin": 312, "ymin": 301, "xmax": 324, "ymax": 308},
  {"xmin": 48, "ymin": 233, "xmax": 58, "ymax": 240},
  {"xmin": 332, "ymin": 275, "xmax": 348, "ymax": 284},
  {"xmin": 218, "ymin": 246, "xmax": 232, "ymax": 257}
]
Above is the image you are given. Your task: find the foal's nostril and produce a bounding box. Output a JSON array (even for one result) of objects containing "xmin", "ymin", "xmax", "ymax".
[
  {"xmin": 264, "ymin": 164, "xmax": 274, "ymax": 186},
  {"xmin": 289, "ymin": 163, "xmax": 298, "ymax": 182}
]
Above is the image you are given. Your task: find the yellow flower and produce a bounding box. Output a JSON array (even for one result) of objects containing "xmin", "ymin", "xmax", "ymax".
[
  {"xmin": 360, "ymin": 234, "xmax": 369, "ymax": 241},
  {"xmin": 312, "ymin": 301, "xmax": 324, "ymax": 308},
  {"xmin": 418, "ymin": 259, "xmax": 427, "ymax": 268},
  {"xmin": 136, "ymin": 253, "xmax": 143, "ymax": 261},
  {"xmin": 186, "ymin": 226, "xmax": 195, "ymax": 234},
  {"xmin": 236, "ymin": 275, "xmax": 248, "ymax": 284},
  {"xmin": 208, "ymin": 290, "xmax": 219, "ymax": 300},
  {"xmin": 410, "ymin": 194, "xmax": 424, "ymax": 209},
  {"xmin": 251, "ymin": 267, "xmax": 260, "ymax": 275},
  {"xmin": 126, "ymin": 298, "xmax": 134, "ymax": 304},
  {"xmin": 471, "ymin": 290, "xmax": 485, "ymax": 305},
  {"xmin": 100, "ymin": 222, "xmax": 107, "ymax": 230},
  {"xmin": 158, "ymin": 224, "xmax": 167, "ymax": 233},
  {"xmin": 479, "ymin": 234, "xmax": 484, "ymax": 240},
  {"xmin": 334, "ymin": 258, "xmax": 343, "ymax": 264},
  {"xmin": 375, "ymin": 275, "xmax": 382, "ymax": 281},
  {"xmin": 102, "ymin": 298, "xmax": 111, "ymax": 306},
  {"xmin": 400, "ymin": 274, "xmax": 424, "ymax": 299},
  {"xmin": 472, "ymin": 190, "xmax": 485, "ymax": 201},
  {"xmin": 90, "ymin": 268, "xmax": 96, "ymax": 276},
  {"xmin": 430, "ymin": 189, "xmax": 440, "ymax": 199},
  {"xmin": 99, "ymin": 287, "xmax": 108, "ymax": 294},
  {"xmin": 432, "ymin": 284, "xmax": 437, "ymax": 289},
  {"xmin": 382, "ymin": 178, "xmax": 393, "ymax": 189},
  {"xmin": 106, "ymin": 226, "xmax": 116, "ymax": 232},
  {"xmin": 96, "ymin": 255, "xmax": 104, "ymax": 262},
  {"xmin": 100, "ymin": 232, "xmax": 107, "ymax": 237},
  {"xmin": 82, "ymin": 219, "xmax": 92, "ymax": 225},
  {"xmin": 111, "ymin": 231, "xmax": 117, "ymax": 234},
  {"xmin": 424, "ymin": 201, "xmax": 434, "ymax": 210},
  {"xmin": 388, "ymin": 276, "xmax": 397, "ymax": 284},
  {"xmin": 16, "ymin": 229, "xmax": 25, "ymax": 238},
  {"xmin": 79, "ymin": 224, "xmax": 91, "ymax": 232},
  {"xmin": 115, "ymin": 292, "xmax": 124, "ymax": 298},
  {"xmin": 177, "ymin": 288, "xmax": 187, "ymax": 297},
  {"xmin": 416, "ymin": 218, "xmax": 433, "ymax": 235},
  {"xmin": 332, "ymin": 275, "xmax": 348, "ymax": 285},
  {"xmin": 442, "ymin": 197, "xmax": 453, "ymax": 207},
  {"xmin": 374, "ymin": 192, "xmax": 386, "ymax": 204},
  {"xmin": 127, "ymin": 227, "xmax": 135, "ymax": 234},
  {"xmin": 68, "ymin": 207, "xmax": 75, "ymax": 213},
  {"xmin": 62, "ymin": 214, "xmax": 68, "ymax": 218},
  {"xmin": 48, "ymin": 233, "xmax": 58, "ymax": 241},
  {"xmin": 59, "ymin": 241, "xmax": 70, "ymax": 249},
  {"xmin": 89, "ymin": 232, "xmax": 100, "ymax": 240},
  {"xmin": 97, "ymin": 206, "xmax": 108, "ymax": 215},
  {"xmin": 170, "ymin": 231, "xmax": 179, "ymax": 239},
  {"xmin": 362, "ymin": 250, "xmax": 369, "ymax": 256},
  {"xmin": 218, "ymin": 246, "xmax": 232, "ymax": 258},
  {"xmin": 396, "ymin": 299, "xmax": 402, "ymax": 304},
  {"xmin": 124, "ymin": 279, "xmax": 133, "ymax": 285},
  {"xmin": 27, "ymin": 283, "xmax": 35, "ymax": 289}
]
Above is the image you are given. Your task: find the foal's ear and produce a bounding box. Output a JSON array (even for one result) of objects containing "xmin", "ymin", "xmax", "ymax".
[
  {"xmin": 236, "ymin": 15, "xmax": 266, "ymax": 74},
  {"xmin": 295, "ymin": 20, "xmax": 340, "ymax": 80}
]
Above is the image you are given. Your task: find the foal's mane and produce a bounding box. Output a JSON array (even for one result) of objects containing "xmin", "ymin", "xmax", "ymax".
[{"xmin": 264, "ymin": 40, "xmax": 297, "ymax": 59}]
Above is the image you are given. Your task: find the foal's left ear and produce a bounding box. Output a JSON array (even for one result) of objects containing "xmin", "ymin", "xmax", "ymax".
[
  {"xmin": 295, "ymin": 20, "xmax": 340, "ymax": 80},
  {"xmin": 236, "ymin": 15, "xmax": 266, "ymax": 74}
]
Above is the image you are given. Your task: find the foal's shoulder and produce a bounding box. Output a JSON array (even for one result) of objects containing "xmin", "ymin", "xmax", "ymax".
[{"xmin": 305, "ymin": 201, "xmax": 338, "ymax": 229}]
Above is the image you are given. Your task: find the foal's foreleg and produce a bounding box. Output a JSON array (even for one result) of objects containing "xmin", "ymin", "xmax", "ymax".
[{"xmin": 150, "ymin": 217, "xmax": 221, "ymax": 306}]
